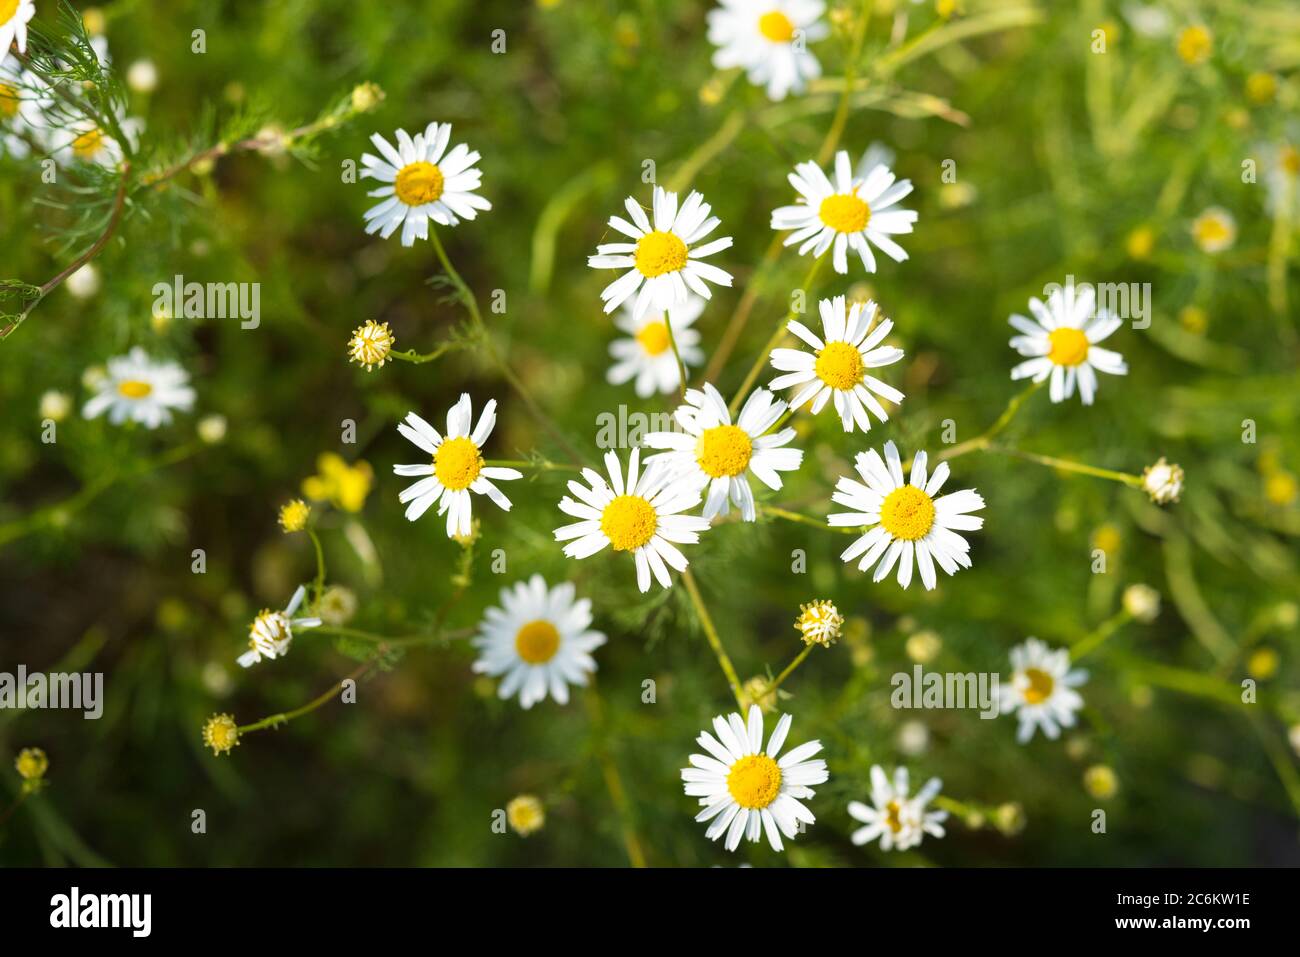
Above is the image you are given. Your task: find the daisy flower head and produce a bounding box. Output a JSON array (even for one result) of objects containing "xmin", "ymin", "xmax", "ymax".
[
  {"xmin": 1141, "ymin": 456, "xmax": 1184, "ymax": 505},
  {"xmin": 82, "ymin": 347, "xmax": 195, "ymax": 428},
  {"xmin": 681, "ymin": 704, "xmax": 828, "ymax": 852},
  {"xmin": 771, "ymin": 149, "xmax": 917, "ymax": 275},
  {"xmin": 828, "ymin": 441, "xmax": 984, "ymax": 590},
  {"xmin": 607, "ymin": 294, "xmax": 705, "ymax": 398},
  {"xmin": 1190, "ymin": 206, "xmax": 1236, "ymax": 254},
  {"xmin": 1000, "ymin": 637, "xmax": 1088, "ymax": 743},
  {"xmin": 51, "ymin": 107, "xmax": 141, "ymax": 168},
  {"xmin": 706, "ymin": 0, "xmax": 829, "ymax": 101},
  {"xmin": 471, "ymin": 575, "xmax": 607, "ymax": 708},
  {"xmin": 553, "ymin": 447, "xmax": 709, "ymax": 592},
  {"xmin": 642, "ymin": 382, "xmax": 803, "ymax": 521},
  {"xmin": 393, "ymin": 393, "xmax": 522, "ymax": 538},
  {"xmin": 237, "ymin": 585, "xmax": 322, "ymax": 668},
  {"xmin": 348, "ymin": 319, "xmax": 394, "ymax": 371},
  {"xmin": 769, "ymin": 294, "xmax": 905, "ymax": 432},
  {"xmin": 1008, "ymin": 283, "xmax": 1128, "ymax": 404},
  {"xmin": 588, "ymin": 185, "xmax": 733, "ymax": 321},
  {"xmin": 360, "ymin": 122, "xmax": 491, "ymax": 246},
  {"xmin": 847, "ymin": 765, "xmax": 947, "ymax": 852},
  {"xmin": 0, "ymin": 0, "xmax": 35, "ymax": 56}
]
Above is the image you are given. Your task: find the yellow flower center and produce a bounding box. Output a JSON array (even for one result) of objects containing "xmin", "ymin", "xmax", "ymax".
[
  {"xmin": 1193, "ymin": 214, "xmax": 1233, "ymax": 249},
  {"xmin": 203, "ymin": 714, "xmax": 240, "ymax": 755},
  {"xmin": 0, "ymin": 83, "xmax": 18, "ymax": 120},
  {"xmin": 0, "ymin": 0, "xmax": 17, "ymax": 26},
  {"xmin": 434, "ymin": 436, "xmax": 484, "ymax": 491},
  {"xmin": 279, "ymin": 499, "xmax": 310, "ymax": 533},
  {"xmin": 117, "ymin": 379, "xmax": 154, "ymax": 399},
  {"xmin": 1046, "ymin": 327, "xmax": 1090, "ymax": 366},
  {"xmin": 758, "ymin": 11, "xmax": 795, "ymax": 42},
  {"xmin": 884, "ymin": 799, "xmax": 904, "ymax": 833},
  {"xmin": 514, "ymin": 619, "xmax": 561, "ymax": 664},
  {"xmin": 72, "ymin": 126, "xmax": 105, "ymax": 160},
  {"xmin": 1022, "ymin": 667, "xmax": 1055, "ymax": 705},
  {"xmin": 813, "ymin": 341, "xmax": 864, "ymax": 390},
  {"xmin": 879, "ymin": 484, "xmax": 936, "ymax": 541},
  {"xmin": 818, "ymin": 192, "xmax": 871, "ymax": 234},
  {"xmin": 727, "ymin": 754, "xmax": 783, "ymax": 809},
  {"xmin": 348, "ymin": 320, "xmax": 394, "ymax": 369},
  {"xmin": 395, "ymin": 161, "xmax": 445, "ymax": 206},
  {"xmin": 634, "ymin": 230, "xmax": 688, "ymax": 278},
  {"xmin": 1176, "ymin": 25, "xmax": 1212, "ymax": 66},
  {"xmin": 636, "ymin": 320, "xmax": 672, "ymax": 356},
  {"xmin": 600, "ymin": 494, "xmax": 657, "ymax": 551},
  {"xmin": 696, "ymin": 424, "xmax": 753, "ymax": 478}
]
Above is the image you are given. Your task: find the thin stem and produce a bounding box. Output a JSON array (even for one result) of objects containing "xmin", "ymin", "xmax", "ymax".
[
  {"xmin": 313, "ymin": 625, "xmax": 475, "ymax": 646},
  {"xmin": 933, "ymin": 380, "xmax": 1040, "ymax": 464},
  {"xmin": 681, "ymin": 568, "xmax": 746, "ymax": 709},
  {"xmin": 484, "ymin": 458, "xmax": 581, "ymax": 473},
  {"xmin": 986, "ymin": 444, "xmax": 1144, "ymax": 488},
  {"xmin": 307, "ymin": 529, "xmax": 327, "ymax": 608},
  {"xmin": 727, "ymin": 252, "xmax": 826, "ymax": 416},
  {"xmin": 584, "ymin": 685, "xmax": 648, "ymax": 867},
  {"xmin": 816, "ymin": 1, "xmax": 871, "ymax": 166},
  {"xmin": 1266, "ymin": 170, "xmax": 1296, "ymax": 351},
  {"xmin": 2, "ymin": 165, "xmax": 131, "ymax": 341},
  {"xmin": 389, "ymin": 345, "xmax": 458, "ymax": 365},
  {"xmin": 1070, "ymin": 609, "xmax": 1132, "ymax": 661},
  {"xmin": 760, "ymin": 504, "xmax": 859, "ymax": 535},
  {"xmin": 663, "ymin": 310, "xmax": 690, "ymax": 404},
  {"xmin": 238, "ymin": 659, "xmax": 376, "ymax": 736},
  {"xmin": 759, "ymin": 644, "xmax": 815, "ymax": 698}
]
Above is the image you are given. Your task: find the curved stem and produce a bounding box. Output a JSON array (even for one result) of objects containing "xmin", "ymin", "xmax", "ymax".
[
  {"xmin": 307, "ymin": 529, "xmax": 327, "ymax": 608},
  {"xmin": 238, "ymin": 659, "xmax": 376, "ymax": 735},
  {"xmin": 986, "ymin": 445, "xmax": 1144, "ymax": 488},
  {"xmin": 663, "ymin": 310, "xmax": 690, "ymax": 404},
  {"xmin": 933, "ymin": 380, "xmax": 1040, "ymax": 464},
  {"xmin": 681, "ymin": 568, "xmax": 745, "ymax": 709}
]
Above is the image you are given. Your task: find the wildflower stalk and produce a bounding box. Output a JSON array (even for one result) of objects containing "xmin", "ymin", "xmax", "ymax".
[
  {"xmin": 313, "ymin": 625, "xmax": 475, "ymax": 647},
  {"xmin": 760, "ymin": 504, "xmax": 858, "ymax": 534},
  {"xmin": 816, "ymin": 0, "xmax": 871, "ymax": 167},
  {"xmin": 429, "ymin": 227, "xmax": 587, "ymax": 466},
  {"xmin": 1070, "ymin": 608, "xmax": 1133, "ymax": 661},
  {"xmin": 933, "ymin": 380, "xmax": 1041, "ymax": 464},
  {"xmin": 585, "ymin": 684, "xmax": 648, "ymax": 867},
  {"xmin": 1266, "ymin": 169, "xmax": 1295, "ymax": 349},
  {"xmin": 727, "ymin": 252, "xmax": 826, "ymax": 415},
  {"xmin": 484, "ymin": 458, "xmax": 581, "ymax": 473},
  {"xmin": 307, "ymin": 529, "xmax": 327, "ymax": 608},
  {"xmin": 986, "ymin": 445, "xmax": 1143, "ymax": 488},
  {"xmin": 680, "ymin": 568, "xmax": 746, "ymax": 710},
  {"xmin": 757, "ymin": 644, "xmax": 815, "ymax": 699},
  {"xmin": 237, "ymin": 658, "xmax": 376, "ymax": 736},
  {"xmin": 388, "ymin": 344, "xmax": 461, "ymax": 364},
  {"xmin": 664, "ymin": 310, "xmax": 690, "ymax": 403}
]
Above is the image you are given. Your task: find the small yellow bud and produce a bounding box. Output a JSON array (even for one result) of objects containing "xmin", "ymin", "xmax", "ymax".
[
  {"xmin": 350, "ymin": 82, "xmax": 385, "ymax": 114},
  {"xmin": 905, "ymin": 630, "xmax": 942, "ymax": 664},
  {"xmin": 794, "ymin": 599, "xmax": 843, "ymax": 647},
  {"xmin": 1245, "ymin": 72, "xmax": 1278, "ymax": 106},
  {"xmin": 15, "ymin": 747, "xmax": 49, "ymax": 782},
  {"xmin": 506, "ymin": 795, "xmax": 545, "ymax": 836},
  {"xmin": 1175, "ymin": 25, "xmax": 1212, "ymax": 66},
  {"xmin": 1125, "ymin": 225, "xmax": 1155, "ymax": 260},
  {"xmin": 1084, "ymin": 764, "xmax": 1119, "ymax": 800},
  {"xmin": 1247, "ymin": 647, "xmax": 1279, "ymax": 681},
  {"xmin": 278, "ymin": 499, "xmax": 311, "ymax": 533},
  {"xmin": 202, "ymin": 714, "xmax": 240, "ymax": 756}
]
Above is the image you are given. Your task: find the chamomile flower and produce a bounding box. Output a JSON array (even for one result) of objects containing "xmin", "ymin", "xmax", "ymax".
[
  {"xmin": 771, "ymin": 150, "xmax": 917, "ymax": 275},
  {"xmin": 999, "ymin": 638, "xmax": 1088, "ymax": 743},
  {"xmin": 360, "ymin": 122, "xmax": 491, "ymax": 246},
  {"xmin": 607, "ymin": 294, "xmax": 705, "ymax": 398},
  {"xmin": 0, "ymin": 0, "xmax": 35, "ymax": 56},
  {"xmin": 471, "ymin": 575, "xmax": 607, "ymax": 708},
  {"xmin": 1141, "ymin": 456, "xmax": 1184, "ymax": 504},
  {"xmin": 0, "ymin": 54, "xmax": 51, "ymax": 159},
  {"xmin": 348, "ymin": 319, "xmax": 394, "ymax": 371},
  {"xmin": 51, "ymin": 108, "xmax": 141, "ymax": 168},
  {"xmin": 393, "ymin": 394, "xmax": 522, "ymax": 538},
  {"xmin": 237, "ymin": 585, "xmax": 322, "ymax": 668},
  {"xmin": 588, "ymin": 185, "xmax": 733, "ymax": 321},
  {"xmin": 1008, "ymin": 284, "xmax": 1127, "ymax": 404},
  {"xmin": 643, "ymin": 382, "xmax": 803, "ymax": 521},
  {"xmin": 828, "ymin": 441, "xmax": 985, "ymax": 590},
  {"xmin": 554, "ymin": 448, "xmax": 710, "ymax": 592},
  {"xmin": 1190, "ymin": 206, "xmax": 1236, "ymax": 254},
  {"xmin": 847, "ymin": 765, "xmax": 947, "ymax": 852},
  {"xmin": 706, "ymin": 0, "xmax": 829, "ymax": 101},
  {"xmin": 768, "ymin": 294, "xmax": 905, "ymax": 432},
  {"xmin": 82, "ymin": 347, "xmax": 195, "ymax": 428},
  {"xmin": 681, "ymin": 704, "xmax": 828, "ymax": 852}
]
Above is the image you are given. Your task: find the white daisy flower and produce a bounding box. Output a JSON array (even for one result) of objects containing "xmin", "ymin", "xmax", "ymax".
[
  {"xmin": 82, "ymin": 347, "xmax": 195, "ymax": 428},
  {"xmin": 1190, "ymin": 205, "xmax": 1236, "ymax": 254},
  {"xmin": 607, "ymin": 294, "xmax": 705, "ymax": 398},
  {"xmin": 771, "ymin": 149, "xmax": 918, "ymax": 275},
  {"xmin": 471, "ymin": 575, "xmax": 607, "ymax": 709},
  {"xmin": 681, "ymin": 703, "xmax": 828, "ymax": 852},
  {"xmin": 643, "ymin": 382, "xmax": 803, "ymax": 522},
  {"xmin": 706, "ymin": 0, "xmax": 829, "ymax": 101},
  {"xmin": 237, "ymin": 585, "xmax": 322, "ymax": 668},
  {"xmin": 828, "ymin": 440, "xmax": 984, "ymax": 590},
  {"xmin": 1141, "ymin": 456, "xmax": 1184, "ymax": 504},
  {"xmin": 769, "ymin": 294, "xmax": 905, "ymax": 432},
  {"xmin": 1000, "ymin": 637, "xmax": 1088, "ymax": 743},
  {"xmin": 393, "ymin": 394, "xmax": 522, "ymax": 538},
  {"xmin": 0, "ymin": 0, "xmax": 35, "ymax": 56},
  {"xmin": 50, "ymin": 106, "xmax": 141, "ymax": 168},
  {"xmin": 1008, "ymin": 284, "xmax": 1128, "ymax": 404},
  {"xmin": 553, "ymin": 447, "xmax": 710, "ymax": 592},
  {"xmin": 360, "ymin": 122, "xmax": 491, "ymax": 246},
  {"xmin": 588, "ymin": 185, "xmax": 734, "ymax": 321},
  {"xmin": 847, "ymin": 765, "xmax": 947, "ymax": 852},
  {"xmin": 0, "ymin": 54, "xmax": 52, "ymax": 159}
]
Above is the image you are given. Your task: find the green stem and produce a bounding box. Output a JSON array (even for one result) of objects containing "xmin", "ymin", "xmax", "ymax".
[
  {"xmin": 986, "ymin": 444, "xmax": 1144, "ymax": 487},
  {"xmin": 728, "ymin": 253, "xmax": 826, "ymax": 416},
  {"xmin": 585, "ymin": 684, "xmax": 648, "ymax": 867},
  {"xmin": 484, "ymin": 458, "xmax": 580, "ymax": 473},
  {"xmin": 934, "ymin": 380, "xmax": 1040, "ymax": 464},
  {"xmin": 664, "ymin": 310, "xmax": 690, "ymax": 404},
  {"xmin": 307, "ymin": 529, "xmax": 327, "ymax": 608},
  {"xmin": 761, "ymin": 504, "xmax": 859, "ymax": 535},
  {"xmin": 759, "ymin": 644, "xmax": 815, "ymax": 698},
  {"xmin": 389, "ymin": 345, "xmax": 457, "ymax": 364},
  {"xmin": 238, "ymin": 659, "xmax": 376, "ymax": 735},
  {"xmin": 681, "ymin": 568, "xmax": 745, "ymax": 709},
  {"xmin": 817, "ymin": 0, "xmax": 871, "ymax": 166},
  {"xmin": 1070, "ymin": 609, "xmax": 1132, "ymax": 661}
]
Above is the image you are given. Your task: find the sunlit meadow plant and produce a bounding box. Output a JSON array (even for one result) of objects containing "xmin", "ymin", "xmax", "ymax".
[{"xmin": 3, "ymin": 0, "xmax": 1297, "ymax": 868}]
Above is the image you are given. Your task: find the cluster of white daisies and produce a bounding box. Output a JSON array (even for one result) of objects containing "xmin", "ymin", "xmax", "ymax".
[{"xmin": 0, "ymin": 11, "xmax": 142, "ymax": 168}]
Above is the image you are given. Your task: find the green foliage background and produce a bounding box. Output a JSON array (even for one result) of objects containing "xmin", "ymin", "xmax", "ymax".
[{"xmin": 1, "ymin": 0, "xmax": 1298, "ymax": 866}]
